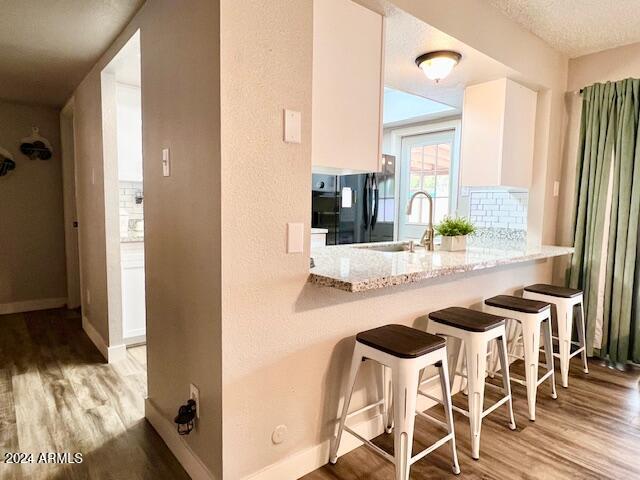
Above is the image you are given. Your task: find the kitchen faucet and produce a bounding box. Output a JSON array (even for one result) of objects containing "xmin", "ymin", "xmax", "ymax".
[{"xmin": 406, "ymin": 191, "xmax": 435, "ymax": 251}]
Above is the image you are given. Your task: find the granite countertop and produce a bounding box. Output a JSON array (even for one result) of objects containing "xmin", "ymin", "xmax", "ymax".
[{"xmin": 308, "ymin": 240, "xmax": 574, "ymax": 292}]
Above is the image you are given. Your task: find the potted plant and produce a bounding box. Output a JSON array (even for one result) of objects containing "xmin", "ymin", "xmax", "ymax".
[{"xmin": 434, "ymin": 216, "xmax": 476, "ymax": 251}]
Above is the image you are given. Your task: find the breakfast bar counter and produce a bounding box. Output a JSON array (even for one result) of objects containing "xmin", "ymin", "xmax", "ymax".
[{"xmin": 309, "ymin": 240, "xmax": 574, "ymax": 292}]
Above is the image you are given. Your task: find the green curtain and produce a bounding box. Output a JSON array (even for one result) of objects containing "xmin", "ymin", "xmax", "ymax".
[{"xmin": 570, "ymin": 79, "xmax": 640, "ymax": 363}]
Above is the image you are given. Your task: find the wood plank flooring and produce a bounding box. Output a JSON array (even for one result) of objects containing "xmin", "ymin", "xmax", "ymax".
[
  {"xmin": 0, "ymin": 309, "xmax": 189, "ymax": 480},
  {"xmin": 304, "ymin": 356, "xmax": 640, "ymax": 479}
]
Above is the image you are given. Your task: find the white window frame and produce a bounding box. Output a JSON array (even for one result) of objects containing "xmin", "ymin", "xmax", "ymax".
[{"xmin": 384, "ymin": 118, "xmax": 462, "ymax": 241}]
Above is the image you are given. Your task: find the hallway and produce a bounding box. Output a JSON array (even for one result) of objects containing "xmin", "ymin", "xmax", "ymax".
[{"xmin": 0, "ymin": 309, "xmax": 188, "ymax": 480}]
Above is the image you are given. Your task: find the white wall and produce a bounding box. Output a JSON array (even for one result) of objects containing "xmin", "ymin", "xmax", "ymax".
[
  {"xmin": 70, "ymin": 1, "xmax": 222, "ymax": 477},
  {"xmin": 0, "ymin": 100, "xmax": 67, "ymax": 312},
  {"xmin": 116, "ymin": 82, "xmax": 142, "ymax": 182},
  {"xmin": 219, "ymin": 1, "xmax": 568, "ymax": 479}
]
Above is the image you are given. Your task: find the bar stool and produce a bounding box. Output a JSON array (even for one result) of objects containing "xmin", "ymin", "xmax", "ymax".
[
  {"xmin": 483, "ymin": 295, "xmax": 558, "ymax": 421},
  {"xmin": 523, "ymin": 284, "xmax": 589, "ymax": 388},
  {"xmin": 330, "ymin": 324, "xmax": 460, "ymax": 480},
  {"xmin": 426, "ymin": 307, "xmax": 516, "ymax": 460}
]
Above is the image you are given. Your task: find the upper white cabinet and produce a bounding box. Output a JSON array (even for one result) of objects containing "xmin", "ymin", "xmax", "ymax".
[
  {"xmin": 460, "ymin": 78, "xmax": 537, "ymax": 189},
  {"xmin": 312, "ymin": 0, "xmax": 384, "ymax": 174}
]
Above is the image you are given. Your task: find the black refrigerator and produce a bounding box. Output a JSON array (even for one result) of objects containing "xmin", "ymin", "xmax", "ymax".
[{"xmin": 311, "ymin": 156, "xmax": 395, "ymax": 245}]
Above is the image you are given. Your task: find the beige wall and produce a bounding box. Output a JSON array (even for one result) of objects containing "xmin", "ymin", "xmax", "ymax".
[
  {"xmin": 555, "ymin": 41, "xmax": 640, "ymax": 280},
  {"xmin": 0, "ymin": 100, "xmax": 66, "ymax": 308},
  {"xmin": 220, "ymin": 1, "xmax": 568, "ymax": 478},
  {"xmin": 70, "ymin": 0, "xmax": 222, "ymax": 477}
]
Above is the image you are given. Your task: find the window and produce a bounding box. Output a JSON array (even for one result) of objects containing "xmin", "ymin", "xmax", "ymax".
[
  {"xmin": 407, "ymin": 142, "xmax": 451, "ymax": 225},
  {"xmin": 396, "ymin": 127, "xmax": 459, "ymax": 242}
]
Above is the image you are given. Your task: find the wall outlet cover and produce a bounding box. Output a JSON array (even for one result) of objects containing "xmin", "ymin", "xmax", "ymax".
[{"xmin": 190, "ymin": 383, "xmax": 200, "ymax": 419}]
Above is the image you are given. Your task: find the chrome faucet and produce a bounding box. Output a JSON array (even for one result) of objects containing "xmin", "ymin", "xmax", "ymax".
[{"xmin": 406, "ymin": 191, "xmax": 435, "ymax": 251}]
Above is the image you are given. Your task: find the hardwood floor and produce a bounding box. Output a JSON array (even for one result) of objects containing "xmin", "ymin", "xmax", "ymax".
[
  {"xmin": 0, "ymin": 309, "xmax": 189, "ymax": 480},
  {"xmin": 304, "ymin": 356, "xmax": 640, "ymax": 479}
]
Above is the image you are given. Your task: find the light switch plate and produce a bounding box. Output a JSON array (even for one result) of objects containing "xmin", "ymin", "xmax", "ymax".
[
  {"xmin": 553, "ymin": 180, "xmax": 560, "ymax": 197},
  {"xmin": 162, "ymin": 148, "xmax": 171, "ymax": 177},
  {"xmin": 284, "ymin": 109, "xmax": 301, "ymax": 144},
  {"xmin": 287, "ymin": 223, "xmax": 304, "ymax": 253}
]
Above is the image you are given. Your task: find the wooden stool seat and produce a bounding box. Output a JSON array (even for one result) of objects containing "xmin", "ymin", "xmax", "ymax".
[
  {"xmin": 524, "ymin": 284, "xmax": 582, "ymax": 299},
  {"xmin": 485, "ymin": 295, "xmax": 550, "ymax": 314},
  {"xmin": 356, "ymin": 324, "xmax": 446, "ymax": 359},
  {"xmin": 428, "ymin": 307, "xmax": 505, "ymax": 332}
]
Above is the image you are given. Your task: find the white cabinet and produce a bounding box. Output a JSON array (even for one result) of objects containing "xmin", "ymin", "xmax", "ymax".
[
  {"xmin": 311, "ymin": 228, "xmax": 328, "ymax": 248},
  {"xmin": 312, "ymin": 0, "xmax": 384, "ymax": 174},
  {"xmin": 460, "ymin": 78, "xmax": 537, "ymax": 189},
  {"xmin": 121, "ymin": 242, "xmax": 146, "ymax": 341}
]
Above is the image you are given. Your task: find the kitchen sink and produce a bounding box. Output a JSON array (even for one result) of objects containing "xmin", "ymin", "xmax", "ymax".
[{"xmin": 354, "ymin": 242, "xmax": 414, "ymax": 253}]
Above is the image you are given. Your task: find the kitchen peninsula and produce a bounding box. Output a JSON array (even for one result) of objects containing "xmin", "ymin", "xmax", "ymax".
[{"xmin": 309, "ymin": 240, "xmax": 574, "ymax": 292}]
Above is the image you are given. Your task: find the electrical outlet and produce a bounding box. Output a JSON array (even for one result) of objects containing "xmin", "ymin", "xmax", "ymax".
[
  {"xmin": 190, "ymin": 383, "xmax": 200, "ymax": 419},
  {"xmin": 272, "ymin": 424, "xmax": 288, "ymax": 444}
]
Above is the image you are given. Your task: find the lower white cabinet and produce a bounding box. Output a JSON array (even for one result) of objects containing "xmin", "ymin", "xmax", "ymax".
[{"xmin": 120, "ymin": 242, "xmax": 146, "ymax": 341}]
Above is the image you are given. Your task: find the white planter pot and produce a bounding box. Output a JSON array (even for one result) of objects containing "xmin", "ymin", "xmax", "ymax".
[{"xmin": 440, "ymin": 235, "xmax": 467, "ymax": 251}]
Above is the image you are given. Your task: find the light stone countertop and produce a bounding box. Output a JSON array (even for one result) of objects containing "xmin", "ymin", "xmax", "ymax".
[{"xmin": 308, "ymin": 240, "xmax": 574, "ymax": 292}]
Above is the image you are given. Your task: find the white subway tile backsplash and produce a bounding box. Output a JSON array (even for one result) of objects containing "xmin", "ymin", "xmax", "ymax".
[
  {"xmin": 467, "ymin": 188, "xmax": 527, "ymax": 234},
  {"xmin": 119, "ymin": 180, "xmax": 144, "ymax": 240}
]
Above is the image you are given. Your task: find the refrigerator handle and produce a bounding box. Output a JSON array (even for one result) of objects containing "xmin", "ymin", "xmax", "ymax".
[
  {"xmin": 363, "ymin": 174, "xmax": 370, "ymax": 229},
  {"xmin": 371, "ymin": 173, "xmax": 379, "ymax": 229}
]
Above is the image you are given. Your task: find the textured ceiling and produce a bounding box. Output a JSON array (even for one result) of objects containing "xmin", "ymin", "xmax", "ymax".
[
  {"xmin": 0, "ymin": 0, "xmax": 143, "ymax": 107},
  {"xmin": 486, "ymin": 0, "xmax": 640, "ymax": 58},
  {"xmin": 384, "ymin": 5, "xmax": 519, "ymax": 109}
]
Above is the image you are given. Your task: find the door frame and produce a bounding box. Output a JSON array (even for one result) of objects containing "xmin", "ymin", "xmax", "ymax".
[
  {"xmin": 384, "ymin": 118, "xmax": 462, "ymax": 240},
  {"xmin": 60, "ymin": 99, "xmax": 82, "ymax": 309}
]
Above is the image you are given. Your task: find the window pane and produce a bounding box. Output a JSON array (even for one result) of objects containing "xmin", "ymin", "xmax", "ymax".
[
  {"xmin": 422, "ymin": 175, "xmax": 436, "ymax": 194},
  {"xmin": 437, "ymin": 144, "xmax": 451, "ymax": 170},
  {"xmin": 434, "ymin": 198, "xmax": 449, "ymax": 224},
  {"xmin": 410, "ymin": 174, "xmax": 421, "ymax": 190},
  {"xmin": 436, "ymin": 174, "xmax": 449, "ymax": 196},
  {"xmin": 420, "ymin": 197, "xmax": 432, "ymax": 224},
  {"xmin": 423, "ymin": 145, "xmax": 437, "ymax": 172},
  {"xmin": 408, "ymin": 196, "xmax": 421, "ymax": 223},
  {"xmin": 410, "ymin": 148, "xmax": 422, "ymax": 171}
]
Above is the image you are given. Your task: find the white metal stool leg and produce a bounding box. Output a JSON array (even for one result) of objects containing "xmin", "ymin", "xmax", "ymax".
[
  {"xmin": 496, "ymin": 333, "xmax": 517, "ymax": 430},
  {"xmin": 383, "ymin": 365, "xmax": 393, "ymax": 433},
  {"xmin": 577, "ymin": 302, "xmax": 589, "ymax": 374},
  {"xmin": 438, "ymin": 357, "xmax": 461, "ymax": 475},
  {"xmin": 393, "ymin": 366, "xmax": 419, "ymax": 480},
  {"xmin": 555, "ymin": 301, "xmax": 572, "ymax": 388},
  {"xmin": 520, "ymin": 319, "xmax": 541, "ymax": 421},
  {"xmin": 541, "ymin": 315, "xmax": 558, "ymax": 400},
  {"xmin": 465, "ymin": 336, "xmax": 488, "ymax": 460},
  {"xmin": 330, "ymin": 344, "xmax": 363, "ymax": 464}
]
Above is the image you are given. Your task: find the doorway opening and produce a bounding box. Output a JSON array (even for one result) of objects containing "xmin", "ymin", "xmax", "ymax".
[{"xmin": 100, "ymin": 31, "xmax": 146, "ymax": 366}]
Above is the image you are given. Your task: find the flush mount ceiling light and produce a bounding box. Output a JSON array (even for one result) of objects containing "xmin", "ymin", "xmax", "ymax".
[{"xmin": 415, "ymin": 51, "xmax": 462, "ymax": 83}]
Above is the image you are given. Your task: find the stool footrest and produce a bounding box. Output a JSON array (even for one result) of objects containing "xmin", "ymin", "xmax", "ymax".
[
  {"xmin": 344, "ymin": 426, "xmax": 394, "ymax": 464},
  {"xmin": 569, "ymin": 346, "xmax": 585, "ymax": 358},
  {"xmin": 482, "ymin": 395, "xmax": 511, "ymax": 419},
  {"xmin": 536, "ymin": 369, "xmax": 554, "ymax": 386},
  {"xmin": 416, "ymin": 409, "xmax": 449, "ymax": 430},
  {"xmin": 410, "ymin": 433, "xmax": 454, "ymax": 466},
  {"xmin": 346, "ymin": 399, "xmax": 384, "ymax": 420}
]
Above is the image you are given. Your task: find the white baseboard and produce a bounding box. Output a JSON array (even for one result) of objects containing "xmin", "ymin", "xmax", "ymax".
[
  {"xmin": 244, "ymin": 378, "xmax": 455, "ymax": 480},
  {"xmin": 145, "ymin": 398, "xmax": 215, "ymax": 480},
  {"xmin": 0, "ymin": 297, "xmax": 67, "ymax": 315},
  {"xmin": 81, "ymin": 316, "xmax": 127, "ymax": 363},
  {"xmin": 244, "ymin": 416, "xmax": 384, "ymax": 480}
]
